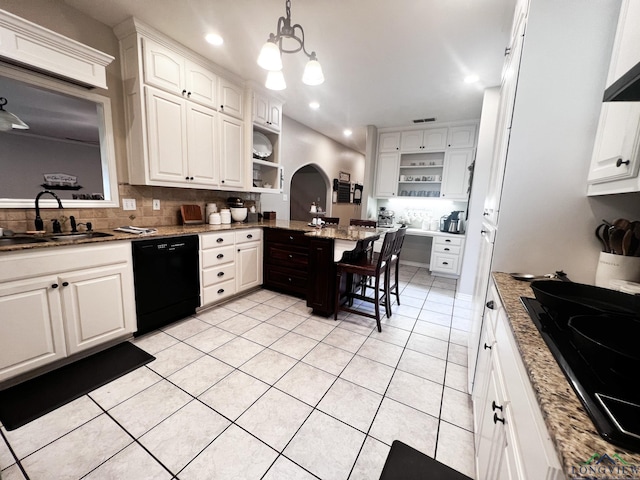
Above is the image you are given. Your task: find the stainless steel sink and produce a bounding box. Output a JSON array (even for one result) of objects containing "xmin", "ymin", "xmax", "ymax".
[
  {"xmin": 48, "ymin": 232, "xmax": 113, "ymax": 241},
  {"xmin": 0, "ymin": 236, "xmax": 51, "ymax": 246}
]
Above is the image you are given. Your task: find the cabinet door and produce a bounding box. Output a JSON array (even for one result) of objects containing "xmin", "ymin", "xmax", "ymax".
[
  {"xmin": 0, "ymin": 276, "xmax": 66, "ymax": 382},
  {"xmin": 236, "ymin": 241, "xmax": 263, "ymax": 292},
  {"xmin": 63, "ymin": 263, "xmax": 136, "ymax": 355},
  {"xmin": 606, "ymin": 0, "xmax": 640, "ymax": 85},
  {"xmin": 268, "ymin": 101, "xmax": 282, "ymax": 132},
  {"xmin": 186, "ymin": 103, "xmax": 219, "ymax": 185},
  {"xmin": 253, "ymin": 93, "xmax": 269, "ymax": 126},
  {"xmin": 447, "ymin": 125, "xmax": 477, "ymax": 148},
  {"xmin": 145, "ymin": 87, "xmax": 189, "ymax": 184},
  {"xmin": 400, "ymin": 130, "xmax": 424, "ymax": 152},
  {"xmin": 375, "ymin": 152, "xmax": 400, "ymax": 197},
  {"xmin": 422, "ymin": 128, "xmax": 448, "ymax": 151},
  {"xmin": 219, "ymin": 114, "xmax": 244, "ymax": 188},
  {"xmin": 587, "ymin": 103, "xmax": 640, "ymax": 185},
  {"xmin": 218, "ymin": 77, "xmax": 244, "ymax": 119},
  {"xmin": 472, "ymin": 323, "xmax": 494, "ymax": 449},
  {"xmin": 441, "ymin": 149, "xmax": 474, "ymax": 199},
  {"xmin": 185, "ymin": 60, "xmax": 218, "ymax": 109},
  {"xmin": 378, "ymin": 132, "xmax": 401, "ymax": 152},
  {"xmin": 142, "ymin": 38, "xmax": 185, "ymax": 94}
]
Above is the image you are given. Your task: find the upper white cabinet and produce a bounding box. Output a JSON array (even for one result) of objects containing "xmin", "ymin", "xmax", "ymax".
[
  {"xmin": 400, "ymin": 127, "xmax": 448, "ymax": 152},
  {"xmin": 253, "ymin": 91, "xmax": 282, "ymax": 133},
  {"xmin": 587, "ymin": 0, "xmax": 640, "ymax": 195},
  {"xmin": 375, "ymin": 122, "xmax": 478, "ymax": 199},
  {"xmin": 115, "ymin": 17, "xmax": 246, "ymax": 191}
]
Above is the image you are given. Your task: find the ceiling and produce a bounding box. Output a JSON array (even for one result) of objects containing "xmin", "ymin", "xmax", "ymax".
[{"xmin": 63, "ymin": 0, "xmax": 516, "ymax": 153}]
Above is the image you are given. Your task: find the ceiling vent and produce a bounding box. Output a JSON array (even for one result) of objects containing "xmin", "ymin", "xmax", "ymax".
[{"xmin": 412, "ymin": 117, "xmax": 436, "ymax": 124}]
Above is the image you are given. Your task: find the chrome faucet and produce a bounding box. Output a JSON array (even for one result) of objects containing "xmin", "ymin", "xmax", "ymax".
[{"xmin": 35, "ymin": 190, "xmax": 63, "ymax": 231}]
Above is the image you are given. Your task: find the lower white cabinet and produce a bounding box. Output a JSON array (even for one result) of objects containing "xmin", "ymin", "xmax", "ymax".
[
  {"xmin": 429, "ymin": 236, "xmax": 465, "ymax": 276},
  {"xmin": 200, "ymin": 229, "xmax": 262, "ymax": 306},
  {"xmin": 0, "ymin": 243, "xmax": 136, "ymax": 383},
  {"xmin": 473, "ymin": 279, "xmax": 563, "ymax": 480}
]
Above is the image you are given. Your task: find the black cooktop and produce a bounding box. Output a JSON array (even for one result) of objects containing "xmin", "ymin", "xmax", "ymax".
[{"xmin": 521, "ymin": 297, "xmax": 640, "ymax": 452}]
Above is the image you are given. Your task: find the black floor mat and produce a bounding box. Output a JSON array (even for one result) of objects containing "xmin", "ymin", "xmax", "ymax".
[
  {"xmin": 379, "ymin": 440, "xmax": 473, "ymax": 480},
  {"xmin": 0, "ymin": 342, "xmax": 154, "ymax": 431}
]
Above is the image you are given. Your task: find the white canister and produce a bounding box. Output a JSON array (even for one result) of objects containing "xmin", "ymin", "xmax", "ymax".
[
  {"xmin": 209, "ymin": 213, "xmax": 221, "ymax": 225},
  {"xmin": 594, "ymin": 252, "xmax": 640, "ymax": 288},
  {"xmin": 429, "ymin": 218, "xmax": 439, "ymax": 231},
  {"xmin": 220, "ymin": 209, "xmax": 231, "ymax": 224},
  {"xmin": 205, "ymin": 203, "xmax": 217, "ymax": 217}
]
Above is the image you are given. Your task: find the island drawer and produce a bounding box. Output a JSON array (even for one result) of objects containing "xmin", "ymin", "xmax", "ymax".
[
  {"xmin": 265, "ymin": 244, "xmax": 309, "ymax": 267},
  {"xmin": 263, "ymin": 265, "xmax": 307, "ymax": 296},
  {"xmin": 264, "ymin": 228, "xmax": 311, "ymax": 247}
]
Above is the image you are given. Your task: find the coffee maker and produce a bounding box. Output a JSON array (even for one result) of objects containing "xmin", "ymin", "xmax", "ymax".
[
  {"xmin": 440, "ymin": 210, "xmax": 464, "ymax": 233},
  {"xmin": 378, "ymin": 207, "xmax": 395, "ymax": 227}
]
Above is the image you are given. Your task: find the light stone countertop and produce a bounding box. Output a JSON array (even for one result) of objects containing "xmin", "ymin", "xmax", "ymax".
[{"xmin": 492, "ymin": 272, "xmax": 640, "ymax": 478}]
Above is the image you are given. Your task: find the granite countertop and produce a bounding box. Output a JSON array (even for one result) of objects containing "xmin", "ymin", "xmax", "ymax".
[
  {"xmin": 0, "ymin": 219, "xmax": 385, "ymax": 253},
  {"xmin": 491, "ymin": 272, "xmax": 640, "ymax": 476}
]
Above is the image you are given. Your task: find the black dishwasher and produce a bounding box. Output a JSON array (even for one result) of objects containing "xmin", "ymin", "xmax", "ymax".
[{"xmin": 132, "ymin": 235, "xmax": 200, "ymax": 336}]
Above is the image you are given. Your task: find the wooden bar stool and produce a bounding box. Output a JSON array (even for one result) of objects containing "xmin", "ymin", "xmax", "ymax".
[
  {"xmin": 387, "ymin": 226, "xmax": 407, "ymax": 306},
  {"xmin": 334, "ymin": 230, "xmax": 397, "ymax": 332}
]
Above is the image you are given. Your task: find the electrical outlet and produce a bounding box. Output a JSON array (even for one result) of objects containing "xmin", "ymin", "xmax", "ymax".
[
  {"xmin": 122, "ymin": 198, "xmax": 136, "ymax": 211},
  {"xmin": 152, "ymin": 199, "xmax": 161, "ymax": 210}
]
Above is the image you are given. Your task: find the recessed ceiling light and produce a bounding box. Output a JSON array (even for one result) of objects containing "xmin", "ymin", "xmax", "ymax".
[
  {"xmin": 464, "ymin": 74, "xmax": 479, "ymax": 84},
  {"xmin": 343, "ymin": 129, "xmax": 352, "ymax": 137},
  {"xmin": 309, "ymin": 101, "xmax": 320, "ymax": 110},
  {"xmin": 205, "ymin": 33, "xmax": 223, "ymax": 46}
]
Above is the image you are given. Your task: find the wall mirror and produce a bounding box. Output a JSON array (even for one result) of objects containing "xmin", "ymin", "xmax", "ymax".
[{"xmin": 0, "ymin": 65, "xmax": 119, "ymax": 208}]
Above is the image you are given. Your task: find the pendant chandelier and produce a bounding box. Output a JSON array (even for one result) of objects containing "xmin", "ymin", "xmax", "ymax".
[
  {"xmin": 257, "ymin": 0, "xmax": 324, "ymax": 91},
  {"xmin": 0, "ymin": 97, "xmax": 29, "ymax": 132}
]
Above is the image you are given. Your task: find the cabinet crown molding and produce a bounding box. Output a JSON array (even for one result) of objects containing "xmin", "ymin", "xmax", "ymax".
[
  {"xmin": 377, "ymin": 119, "xmax": 480, "ymax": 134},
  {"xmin": 0, "ymin": 8, "xmax": 114, "ymax": 89}
]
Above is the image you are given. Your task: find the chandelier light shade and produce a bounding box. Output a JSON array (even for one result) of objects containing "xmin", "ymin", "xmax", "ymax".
[
  {"xmin": 0, "ymin": 97, "xmax": 29, "ymax": 132},
  {"xmin": 258, "ymin": 0, "xmax": 324, "ymax": 90}
]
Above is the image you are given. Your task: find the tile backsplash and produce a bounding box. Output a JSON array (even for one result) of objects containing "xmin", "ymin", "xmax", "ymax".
[{"xmin": 0, "ymin": 184, "xmax": 260, "ymax": 233}]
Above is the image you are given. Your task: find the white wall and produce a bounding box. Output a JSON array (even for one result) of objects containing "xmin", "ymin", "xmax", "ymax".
[
  {"xmin": 492, "ymin": 0, "xmax": 640, "ymax": 284},
  {"xmin": 260, "ymin": 116, "xmax": 365, "ymax": 220}
]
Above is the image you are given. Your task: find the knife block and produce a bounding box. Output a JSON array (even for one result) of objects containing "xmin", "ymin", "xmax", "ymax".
[{"xmin": 594, "ymin": 252, "xmax": 640, "ymax": 288}]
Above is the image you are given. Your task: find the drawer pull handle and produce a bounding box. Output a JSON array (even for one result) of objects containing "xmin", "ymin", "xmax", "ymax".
[
  {"xmin": 289, "ymin": 254, "xmax": 293, "ymax": 258},
  {"xmin": 217, "ymin": 238, "xmax": 224, "ymax": 243},
  {"xmin": 51, "ymin": 283, "xmax": 59, "ymax": 289},
  {"xmin": 62, "ymin": 282, "xmax": 69, "ymax": 287},
  {"xmin": 480, "ymin": 230, "xmax": 487, "ymax": 235},
  {"xmin": 492, "ymin": 401, "xmax": 503, "ymax": 411},
  {"xmin": 616, "ymin": 158, "xmax": 631, "ymax": 168},
  {"xmin": 444, "ymin": 247, "xmax": 450, "ymax": 251},
  {"xmin": 486, "ymin": 300, "xmax": 495, "ymax": 310},
  {"xmin": 247, "ymin": 234, "xmax": 253, "ymax": 239},
  {"xmin": 483, "ymin": 343, "xmax": 492, "ymax": 350},
  {"xmin": 445, "ymin": 239, "xmax": 451, "ymax": 243},
  {"xmin": 442, "ymin": 262, "xmax": 449, "ymax": 265},
  {"xmin": 217, "ymin": 272, "xmax": 224, "ymax": 277},
  {"xmin": 217, "ymin": 288, "xmax": 225, "ymax": 294},
  {"xmin": 288, "ymin": 278, "xmax": 292, "ymax": 282},
  {"xmin": 493, "ymin": 413, "xmax": 505, "ymax": 424},
  {"xmin": 217, "ymin": 254, "xmax": 224, "ymax": 259}
]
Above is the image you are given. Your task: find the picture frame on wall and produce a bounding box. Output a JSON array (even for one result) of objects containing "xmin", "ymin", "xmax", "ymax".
[{"xmin": 338, "ymin": 171, "xmax": 350, "ymax": 182}]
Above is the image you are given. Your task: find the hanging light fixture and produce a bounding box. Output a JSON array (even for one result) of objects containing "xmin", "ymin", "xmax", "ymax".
[
  {"xmin": 0, "ymin": 97, "xmax": 29, "ymax": 132},
  {"xmin": 257, "ymin": 0, "xmax": 324, "ymax": 90}
]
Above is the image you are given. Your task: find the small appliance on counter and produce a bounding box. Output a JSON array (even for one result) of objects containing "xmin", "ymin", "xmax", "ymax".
[
  {"xmin": 378, "ymin": 207, "xmax": 395, "ymax": 228},
  {"xmin": 227, "ymin": 197, "xmax": 247, "ymax": 223},
  {"xmin": 440, "ymin": 210, "xmax": 464, "ymax": 233}
]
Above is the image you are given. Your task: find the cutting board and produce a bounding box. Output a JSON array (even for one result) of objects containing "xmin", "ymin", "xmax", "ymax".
[{"xmin": 180, "ymin": 205, "xmax": 203, "ymax": 225}]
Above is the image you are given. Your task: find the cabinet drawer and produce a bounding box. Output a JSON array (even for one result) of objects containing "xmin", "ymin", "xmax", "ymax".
[
  {"xmin": 202, "ymin": 264, "xmax": 235, "ymax": 287},
  {"xmin": 202, "ymin": 278, "xmax": 236, "ymax": 305},
  {"xmin": 202, "ymin": 245, "xmax": 235, "ymax": 267},
  {"xmin": 434, "ymin": 236, "xmax": 464, "ymax": 247},
  {"xmin": 235, "ymin": 229, "xmax": 262, "ymax": 244},
  {"xmin": 433, "ymin": 243, "xmax": 461, "ymax": 255},
  {"xmin": 431, "ymin": 253, "xmax": 459, "ymax": 273},
  {"xmin": 266, "ymin": 244, "xmax": 309, "ymax": 267},
  {"xmin": 264, "ymin": 228, "xmax": 310, "ymax": 246},
  {"xmin": 264, "ymin": 265, "xmax": 307, "ymax": 295},
  {"xmin": 201, "ymin": 232, "xmax": 235, "ymax": 249}
]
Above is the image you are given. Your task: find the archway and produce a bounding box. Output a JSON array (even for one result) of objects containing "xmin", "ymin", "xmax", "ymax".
[{"xmin": 290, "ymin": 164, "xmax": 330, "ymax": 221}]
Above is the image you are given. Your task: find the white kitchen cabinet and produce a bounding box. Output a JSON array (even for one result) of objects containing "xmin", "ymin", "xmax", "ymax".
[
  {"xmin": 218, "ymin": 77, "xmax": 244, "ymax": 119},
  {"xmin": 145, "ymin": 86, "xmax": 218, "ymax": 187},
  {"xmin": 374, "ymin": 152, "xmax": 400, "ymax": 197},
  {"xmin": 0, "ymin": 243, "xmax": 136, "ymax": 382},
  {"xmin": 253, "ymin": 92, "xmax": 282, "ymax": 133},
  {"xmin": 219, "ymin": 114, "xmax": 245, "ymax": 188},
  {"xmin": 235, "ymin": 229, "xmax": 263, "ymax": 292},
  {"xmin": 429, "ymin": 236, "xmax": 465, "ymax": 277},
  {"xmin": 473, "ymin": 279, "xmax": 563, "ymax": 480},
  {"xmin": 441, "ymin": 148, "xmax": 475, "ymax": 199},
  {"xmin": 447, "ymin": 125, "xmax": 477, "ymax": 148},
  {"xmin": 143, "ymin": 37, "xmax": 218, "ymax": 109},
  {"xmin": 378, "ymin": 132, "xmax": 401, "ymax": 152},
  {"xmin": 400, "ymin": 128, "xmax": 448, "ymax": 152},
  {"xmin": 587, "ymin": 0, "xmax": 640, "ymax": 195}
]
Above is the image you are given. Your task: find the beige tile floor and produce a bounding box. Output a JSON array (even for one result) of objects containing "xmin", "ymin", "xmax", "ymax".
[{"xmin": 0, "ymin": 266, "xmax": 476, "ymax": 480}]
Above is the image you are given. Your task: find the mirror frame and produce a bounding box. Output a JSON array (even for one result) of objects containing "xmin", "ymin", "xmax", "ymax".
[{"xmin": 0, "ymin": 64, "xmax": 120, "ymax": 209}]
